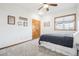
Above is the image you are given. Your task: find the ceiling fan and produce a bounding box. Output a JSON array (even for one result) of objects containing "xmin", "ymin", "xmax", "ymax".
[{"xmin": 38, "ymin": 3, "xmax": 58, "ymax": 11}]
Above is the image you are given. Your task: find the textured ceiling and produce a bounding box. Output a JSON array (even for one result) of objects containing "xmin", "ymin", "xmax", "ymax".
[
  {"xmin": 0, "ymin": 3, "xmax": 78, "ymax": 13},
  {"xmin": 15, "ymin": 3, "xmax": 77, "ymax": 12}
]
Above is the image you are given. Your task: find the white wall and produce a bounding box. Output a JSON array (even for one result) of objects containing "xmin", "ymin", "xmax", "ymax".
[{"xmin": 0, "ymin": 4, "xmax": 32, "ymax": 48}]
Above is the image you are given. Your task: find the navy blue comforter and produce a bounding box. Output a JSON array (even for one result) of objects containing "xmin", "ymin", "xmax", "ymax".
[{"xmin": 39, "ymin": 35, "xmax": 73, "ymax": 48}]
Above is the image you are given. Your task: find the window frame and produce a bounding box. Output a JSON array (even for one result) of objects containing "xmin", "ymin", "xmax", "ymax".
[{"xmin": 54, "ymin": 14, "xmax": 76, "ymax": 31}]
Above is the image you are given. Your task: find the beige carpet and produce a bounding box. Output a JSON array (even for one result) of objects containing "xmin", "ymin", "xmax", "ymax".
[{"xmin": 0, "ymin": 40, "xmax": 64, "ymax": 56}]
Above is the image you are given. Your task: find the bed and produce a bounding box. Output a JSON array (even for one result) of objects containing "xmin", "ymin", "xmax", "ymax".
[{"xmin": 39, "ymin": 34, "xmax": 77, "ymax": 56}]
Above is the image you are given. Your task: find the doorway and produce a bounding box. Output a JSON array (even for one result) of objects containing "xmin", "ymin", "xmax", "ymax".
[{"xmin": 32, "ymin": 19, "xmax": 40, "ymax": 39}]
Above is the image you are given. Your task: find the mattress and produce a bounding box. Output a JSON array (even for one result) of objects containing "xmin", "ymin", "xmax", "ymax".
[{"xmin": 39, "ymin": 35, "xmax": 73, "ymax": 48}]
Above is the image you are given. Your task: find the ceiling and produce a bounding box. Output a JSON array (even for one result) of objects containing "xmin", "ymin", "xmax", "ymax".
[
  {"xmin": 0, "ymin": 3, "xmax": 78, "ymax": 14},
  {"xmin": 15, "ymin": 3, "xmax": 77, "ymax": 12}
]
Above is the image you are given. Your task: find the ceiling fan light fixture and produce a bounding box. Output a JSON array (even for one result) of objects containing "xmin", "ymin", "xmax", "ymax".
[
  {"xmin": 43, "ymin": 4, "xmax": 49, "ymax": 8},
  {"xmin": 38, "ymin": 3, "xmax": 58, "ymax": 12},
  {"xmin": 46, "ymin": 8, "xmax": 49, "ymax": 11}
]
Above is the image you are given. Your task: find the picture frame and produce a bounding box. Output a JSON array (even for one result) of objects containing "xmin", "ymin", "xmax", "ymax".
[
  {"xmin": 44, "ymin": 22, "xmax": 50, "ymax": 27},
  {"xmin": 23, "ymin": 21, "xmax": 28, "ymax": 27},
  {"xmin": 19, "ymin": 16, "xmax": 28, "ymax": 21},
  {"xmin": 8, "ymin": 15, "xmax": 15, "ymax": 25},
  {"xmin": 17, "ymin": 21, "xmax": 22, "ymax": 26},
  {"xmin": 19, "ymin": 16, "xmax": 28, "ymax": 27}
]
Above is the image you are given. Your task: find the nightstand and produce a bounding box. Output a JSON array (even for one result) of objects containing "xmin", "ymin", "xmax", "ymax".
[{"xmin": 76, "ymin": 44, "xmax": 79, "ymax": 56}]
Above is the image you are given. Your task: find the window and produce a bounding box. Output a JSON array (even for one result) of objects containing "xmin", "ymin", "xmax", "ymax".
[{"xmin": 54, "ymin": 14, "xmax": 76, "ymax": 31}]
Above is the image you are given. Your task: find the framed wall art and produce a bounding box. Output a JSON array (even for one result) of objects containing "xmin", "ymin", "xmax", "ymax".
[
  {"xmin": 19, "ymin": 16, "xmax": 28, "ymax": 27},
  {"xmin": 17, "ymin": 21, "xmax": 22, "ymax": 26},
  {"xmin": 7, "ymin": 15, "xmax": 15, "ymax": 25},
  {"xmin": 23, "ymin": 21, "xmax": 28, "ymax": 27},
  {"xmin": 44, "ymin": 22, "xmax": 50, "ymax": 27}
]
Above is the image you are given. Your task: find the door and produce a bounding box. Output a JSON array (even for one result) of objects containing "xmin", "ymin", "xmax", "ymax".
[{"xmin": 32, "ymin": 19, "xmax": 40, "ymax": 39}]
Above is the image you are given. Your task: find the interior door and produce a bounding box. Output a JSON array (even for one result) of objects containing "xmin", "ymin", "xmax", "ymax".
[{"xmin": 32, "ymin": 19, "xmax": 40, "ymax": 39}]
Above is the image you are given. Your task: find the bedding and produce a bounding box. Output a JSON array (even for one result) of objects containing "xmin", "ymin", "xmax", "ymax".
[{"xmin": 39, "ymin": 35, "xmax": 73, "ymax": 48}]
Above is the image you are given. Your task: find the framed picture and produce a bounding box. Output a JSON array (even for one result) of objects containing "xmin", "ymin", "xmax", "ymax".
[
  {"xmin": 19, "ymin": 16, "xmax": 28, "ymax": 21},
  {"xmin": 23, "ymin": 21, "xmax": 28, "ymax": 27},
  {"xmin": 44, "ymin": 22, "xmax": 50, "ymax": 27},
  {"xmin": 19, "ymin": 16, "xmax": 28, "ymax": 27},
  {"xmin": 8, "ymin": 15, "xmax": 15, "ymax": 25},
  {"xmin": 17, "ymin": 21, "xmax": 22, "ymax": 26}
]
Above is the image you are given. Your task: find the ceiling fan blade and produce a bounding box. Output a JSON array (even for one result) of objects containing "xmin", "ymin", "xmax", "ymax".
[
  {"xmin": 38, "ymin": 6, "xmax": 43, "ymax": 10},
  {"xmin": 48, "ymin": 4, "xmax": 58, "ymax": 6},
  {"xmin": 43, "ymin": 3, "xmax": 47, "ymax": 4}
]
